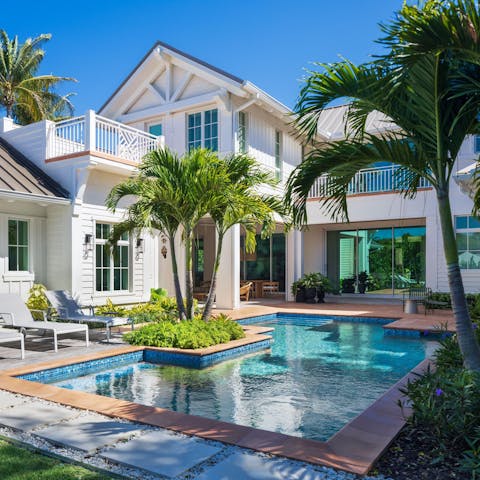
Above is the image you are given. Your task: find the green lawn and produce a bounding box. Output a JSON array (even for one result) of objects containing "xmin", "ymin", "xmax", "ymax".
[{"xmin": 0, "ymin": 439, "xmax": 114, "ymax": 479}]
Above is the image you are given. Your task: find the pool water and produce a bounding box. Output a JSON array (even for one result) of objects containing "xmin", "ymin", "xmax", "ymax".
[{"xmin": 52, "ymin": 316, "xmax": 434, "ymax": 441}]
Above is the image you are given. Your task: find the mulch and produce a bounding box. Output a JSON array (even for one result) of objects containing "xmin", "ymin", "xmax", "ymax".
[{"xmin": 372, "ymin": 426, "xmax": 472, "ymax": 480}]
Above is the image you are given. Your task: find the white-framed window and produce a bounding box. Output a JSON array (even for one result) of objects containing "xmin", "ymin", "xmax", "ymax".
[
  {"xmin": 274, "ymin": 130, "xmax": 282, "ymax": 181},
  {"xmin": 238, "ymin": 111, "xmax": 248, "ymax": 153},
  {"xmin": 8, "ymin": 219, "xmax": 29, "ymax": 271},
  {"xmin": 187, "ymin": 109, "xmax": 218, "ymax": 151},
  {"xmin": 148, "ymin": 124, "xmax": 163, "ymax": 136},
  {"xmin": 95, "ymin": 223, "xmax": 130, "ymax": 292},
  {"xmin": 456, "ymin": 215, "xmax": 480, "ymax": 269}
]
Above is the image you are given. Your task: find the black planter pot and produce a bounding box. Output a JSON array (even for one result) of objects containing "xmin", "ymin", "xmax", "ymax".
[
  {"xmin": 295, "ymin": 287, "xmax": 306, "ymax": 303},
  {"xmin": 358, "ymin": 283, "xmax": 366, "ymax": 294},
  {"xmin": 304, "ymin": 287, "xmax": 317, "ymax": 303},
  {"xmin": 316, "ymin": 288, "xmax": 325, "ymax": 303},
  {"xmin": 342, "ymin": 285, "xmax": 355, "ymax": 294}
]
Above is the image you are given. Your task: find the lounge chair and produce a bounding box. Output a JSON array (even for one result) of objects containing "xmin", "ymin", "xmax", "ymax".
[
  {"xmin": 0, "ymin": 328, "xmax": 25, "ymax": 359},
  {"xmin": 240, "ymin": 282, "xmax": 253, "ymax": 301},
  {"xmin": 45, "ymin": 290, "xmax": 133, "ymax": 342},
  {"xmin": 0, "ymin": 294, "xmax": 88, "ymax": 352}
]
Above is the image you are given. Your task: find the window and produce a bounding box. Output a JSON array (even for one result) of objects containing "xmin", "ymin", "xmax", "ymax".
[
  {"xmin": 456, "ymin": 215, "xmax": 480, "ymax": 269},
  {"xmin": 238, "ymin": 111, "xmax": 248, "ymax": 153},
  {"xmin": 275, "ymin": 130, "xmax": 282, "ymax": 181},
  {"xmin": 149, "ymin": 124, "xmax": 163, "ymax": 136},
  {"xmin": 95, "ymin": 223, "xmax": 130, "ymax": 292},
  {"xmin": 187, "ymin": 109, "xmax": 218, "ymax": 151},
  {"xmin": 475, "ymin": 136, "xmax": 480, "ymax": 153},
  {"xmin": 8, "ymin": 219, "xmax": 28, "ymax": 271}
]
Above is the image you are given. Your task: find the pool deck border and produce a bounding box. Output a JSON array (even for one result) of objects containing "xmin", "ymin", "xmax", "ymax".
[{"xmin": 0, "ymin": 306, "xmax": 442, "ymax": 476}]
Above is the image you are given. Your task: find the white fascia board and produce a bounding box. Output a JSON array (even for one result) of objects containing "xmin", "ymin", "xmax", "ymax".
[
  {"xmin": 0, "ymin": 190, "xmax": 71, "ymax": 205},
  {"xmin": 243, "ymin": 81, "xmax": 292, "ymax": 117},
  {"xmin": 118, "ymin": 90, "xmax": 224, "ymax": 123}
]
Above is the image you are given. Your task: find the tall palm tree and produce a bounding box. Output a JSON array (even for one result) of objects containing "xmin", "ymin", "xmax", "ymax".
[
  {"xmin": 286, "ymin": 1, "xmax": 480, "ymax": 370},
  {"xmin": 202, "ymin": 153, "xmax": 286, "ymax": 320},
  {"xmin": 0, "ymin": 30, "xmax": 75, "ymax": 124}
]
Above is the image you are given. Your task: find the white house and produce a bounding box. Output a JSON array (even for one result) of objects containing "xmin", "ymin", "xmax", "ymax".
[{"xmin": 0, "ymin": 41, "xmax": 478, "ymax": 309}]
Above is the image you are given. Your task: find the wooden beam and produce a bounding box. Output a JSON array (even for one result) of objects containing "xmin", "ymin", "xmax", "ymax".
[
  {"xmin": 171, "ymin": 72, "xmax": 193, "ymax": 102},
  {"xmin": 147, "ymin": 84, "xmax": 165, "ymax": 104}
]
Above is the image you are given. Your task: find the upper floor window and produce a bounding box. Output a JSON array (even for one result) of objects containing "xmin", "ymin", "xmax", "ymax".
[
  {"xmin": 95, "ymin": 223, "xmax": 130, "ymax": 292},
  {"xmin": 8, "ymin": 219, "xmax": 28, "ymax": 271},
  {"xmin": 275, "ymin": 130, "xmax": 282, "ymax": 181},
  {"xmin": 148, "ymin": 124, "xmax": 163, "ymax": 136},
  {"xmin": 475, "ymin": 136, "xmax": 480, "ymax": 153},
  {"xmin": 187, "ymin": 109, "xmax": 218, "ymax": 151},
  {"xmin": 238, "ymin": 111, "xmax": 248, "ymax": 153},
  {"xmin": 456, "ymin": 215, "xmax": 480, "ymax": 270}
]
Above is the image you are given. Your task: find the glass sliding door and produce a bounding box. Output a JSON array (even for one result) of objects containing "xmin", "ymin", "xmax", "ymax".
[
  {"xmin": 241, "ymin": 233, "xmax": 286, "ymax": 292},
  {"xmin": 328, "ymin": 225, "xmax": 426, "ymax": 295}
]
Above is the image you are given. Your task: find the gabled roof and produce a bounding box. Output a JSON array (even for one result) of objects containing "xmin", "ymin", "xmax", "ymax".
[
  {"xmin": 99, "ymin": 40, "xmax": 291, "ymax": 120},
  {"xmin": 0, "ymin": 137, "xmax": 70, "ymax": 200},
  {"xmin": 316, "ymin": 104, "xmax": 398, "ymax": 140}
]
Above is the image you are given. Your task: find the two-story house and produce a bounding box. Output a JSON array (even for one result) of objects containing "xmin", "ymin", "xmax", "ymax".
[{"xmin": 0, "ymin": 41, "xmax": 478, "ymax": 308}]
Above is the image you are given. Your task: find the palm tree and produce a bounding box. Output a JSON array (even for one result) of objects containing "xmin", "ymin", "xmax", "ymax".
[
  {"xmin": 107, "ymin": 148, "xmax": 226, "ymax": 320},
  {"xmin": 202, "ymin": 153, "xmax": 286, "ymax": 320},
  {"xmin": 0, "ymin": 30, "xmax": 75, "ymax": 124},
  {"xmin": 286, "ymin": 1, "xmax": 480, "ymax": 370}
]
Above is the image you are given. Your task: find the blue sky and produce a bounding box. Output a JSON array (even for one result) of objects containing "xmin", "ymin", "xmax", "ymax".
[{"xmin": 3, "ymin": 0, "xmax": 403, "ymax": 115}]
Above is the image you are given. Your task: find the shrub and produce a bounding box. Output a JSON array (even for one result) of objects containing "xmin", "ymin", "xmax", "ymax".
[
  {"xmin": 26, "ymin": 284, "xmax": 50, "ymax": 319},
  {"xmin": 123, "ymin": 315, "xmax": 245, "ymax": 349},
  {"xmin": 150, "ymin": 287, "xmax": 168, "ymax": 303},
  {"xmin": 95, "ymin": 298, "xmax": 127, "ymax": 317}
]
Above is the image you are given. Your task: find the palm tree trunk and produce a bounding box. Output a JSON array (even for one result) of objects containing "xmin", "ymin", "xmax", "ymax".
[
  {"xmin": 168, "ymin": 234, "xmax": 186, "ymax": 320},
  {"xmin": 437, "ymin": 188, "xmax": 480, "ymax": 371},
  {"xmin": 202, "ymin": 231, "xmax": 224, "ymax": 321},
  {"xmin": 184, "ymin": 227, "xmax": 194, "ymax": 319}
]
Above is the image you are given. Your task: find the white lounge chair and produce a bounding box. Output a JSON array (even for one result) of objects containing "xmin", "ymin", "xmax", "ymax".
[
  {"xmin": 0, "ymin": 294, "xmax": 89, "ymax": 353},
  {"xmin": 0, "ymin": 328, "xmax": 25, "ymax": 359},
  {"xmin": 45, "ymin": 290, "xmax": 133, "ymax": 342}
]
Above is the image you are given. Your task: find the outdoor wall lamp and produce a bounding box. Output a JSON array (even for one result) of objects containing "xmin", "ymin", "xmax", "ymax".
[
  {"xmin": 135, "ymin": 238, "xmax": 144, "ymax": 260},
  {"xmin": 83, "ymin": 233, "xmax": 93, "ymax": 255},
  {"xmin": 161, "ymin": 235, "xmax": 168, "ymax": 259}
]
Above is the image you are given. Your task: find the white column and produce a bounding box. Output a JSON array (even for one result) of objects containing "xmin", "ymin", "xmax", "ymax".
[
  {"xmin": 84, "ymin": 110, "xmax": 96, "ymax": 151},
  {"xmin": 216, "ymin": 224, "xmax": 240, "ymax": 309},
  {"xmin": 286, "ymin": 229, "xmax": 303, "ymax": 301}
]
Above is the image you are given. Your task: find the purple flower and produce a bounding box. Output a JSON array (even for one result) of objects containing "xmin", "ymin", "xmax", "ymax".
[
  {"xmin": 435, "ymin": 388, "xmax": 443, "ymax": 397},
  {"xmin": 473, "ymin": 324, "xmax": 478, "ymax": 330},
  {"xmin": 423, "ymin": 330, "xmax": 429, "ymax": 336}
]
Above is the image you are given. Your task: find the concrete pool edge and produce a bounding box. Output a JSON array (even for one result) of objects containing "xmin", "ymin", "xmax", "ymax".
[{"xmin": 0, "ymin": 310, "xmax": 438, "ymax": 476}]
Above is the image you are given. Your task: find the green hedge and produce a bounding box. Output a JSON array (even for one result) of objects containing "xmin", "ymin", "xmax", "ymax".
[{"xmin": 123, "ymin": 314, "xmax": 245, "ymax": 349}]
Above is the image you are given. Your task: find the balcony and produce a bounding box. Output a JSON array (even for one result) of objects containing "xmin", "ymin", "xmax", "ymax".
[
  {"xmin": 308, "ymin": 164, "xmax": 431, "ymax": 198},
  {"xmin": 46, "ymin": 110, "xmax": 164, "ymax": 164}
]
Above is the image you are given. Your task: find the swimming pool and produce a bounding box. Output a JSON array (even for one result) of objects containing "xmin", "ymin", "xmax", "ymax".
[{"xmin": 28, "ymin": 314, "xmax": 435, "ymax": 441}]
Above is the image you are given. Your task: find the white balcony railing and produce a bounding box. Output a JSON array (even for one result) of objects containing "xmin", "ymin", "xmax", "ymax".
[
  {"xmin": 308, "ymin": 164, "xmax": 431, "ymax": 198},
  {"xmin": 46, "ymin": 110, "xmax": 163, "ymax": 163}
]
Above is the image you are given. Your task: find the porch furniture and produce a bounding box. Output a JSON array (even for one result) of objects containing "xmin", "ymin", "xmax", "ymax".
[
  {"xmin": 262, "ymin": 281, "xmax": 280, "ymax": 296},
  {"xmin": 240, "ymin": 282, "xmax": 253, "ymax": 301},
  {"xmin": 0, "ymin": 294, "xmax": 89, "ymax": 353},
  {"xmin": 402, "ymin": 287, "xmax": 448, "ymax": 315},
  {"xmin": 0, "ymin": 328, "xmax": 25, "ymax": 359},
  {"xmin": 403, "ymin": 299, "xmax": 418, "ymax": 314},
  {"xmin": 45, "ymin": 290, "xmax": 133, "ymax": 342}
]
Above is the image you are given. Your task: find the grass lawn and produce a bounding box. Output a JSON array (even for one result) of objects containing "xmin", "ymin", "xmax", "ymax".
[{"xmin": 0, "ymin": 439, "xmax": 114, "ymax": 479}]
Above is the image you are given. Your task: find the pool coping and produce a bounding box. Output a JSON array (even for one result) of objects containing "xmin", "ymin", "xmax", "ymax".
[{"xmin": 0, "ymin": 316, "xmax": 433, "ymax": 476}]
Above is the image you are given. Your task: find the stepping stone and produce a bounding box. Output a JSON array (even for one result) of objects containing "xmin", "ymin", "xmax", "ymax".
[
  {"xmin": 100, "ymin": 429, "xmax": 221, "ymax": 478},
  {"xmin": 35, "ymin": 413, "xmax": 142, "ymax": 451},
  {"xmin": 196, "ymin": 451, "xmax": 329, "ymax": 480},
  {"xmin": 0, "ymin": 400, "xmax": 75, "ymax": 431},
  {"xmin": 0, "ymin": 390, "xmax": 28, "ymax": 409}
]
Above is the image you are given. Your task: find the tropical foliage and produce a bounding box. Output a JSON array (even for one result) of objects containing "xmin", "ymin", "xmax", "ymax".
[
  {"xmin": 0, "ymin": 30, "xmax": 75, "ymax": 124},
  {"xmin": 107, "ymin": 147, "xmax": 285, "ymax": 321},
  {"xmin": 286, "ymin": 0, "xmax": 480, "ymax": 370},
  {"xmin": 123, "ymin": 314, "xmax": 245, "ymax": 349}
]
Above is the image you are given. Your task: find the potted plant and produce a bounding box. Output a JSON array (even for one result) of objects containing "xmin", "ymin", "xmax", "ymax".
[
  {"xmin": 316, "ymin": 273, "xmax": 333, "ymax": 303},
  {"xmin": 341, "ymin": 277, "xmax": 356, "ymax": 294},
  {"xmin": 291, "ymin": 279, "xmax": 306, "ymax": 303},
  {"xmin": 357, "ymin": 271, "xmax": 369, "ymax": 294},
  {"xmin": 302, "ymin": 273, "xmax": 319, "ymax": 303}
]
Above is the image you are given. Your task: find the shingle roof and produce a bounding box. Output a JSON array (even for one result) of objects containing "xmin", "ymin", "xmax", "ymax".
[{"xmin": 0, "ymin": 137, "xmax": 70, "ymax": 199}]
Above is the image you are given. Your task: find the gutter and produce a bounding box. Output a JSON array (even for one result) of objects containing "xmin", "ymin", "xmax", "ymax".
[{"xmin": 0, "ymin": 190, "xmax": 71, "ymax": 205}]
